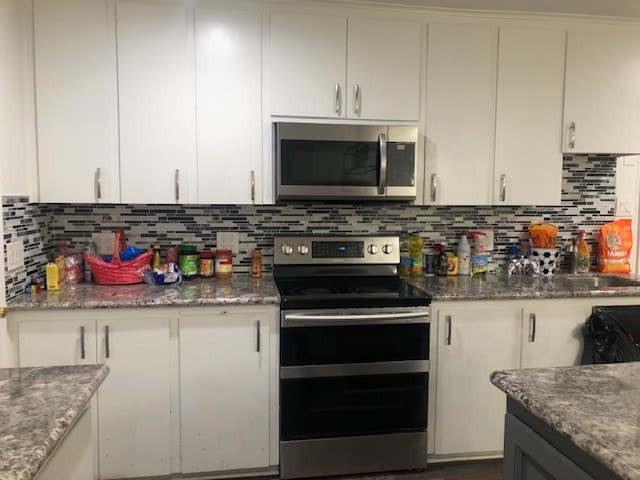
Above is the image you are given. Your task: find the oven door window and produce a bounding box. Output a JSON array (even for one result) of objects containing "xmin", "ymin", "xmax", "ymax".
[
  {"xmin": 281, "ymin": 373, "xmax": 428, "ymax": 440},
  {"xmin": 280, "ymin": 140, "xmax": 379, "ymax": 187},
  {"xmin": 281, "ymin": 323, "xmax": 429, "ymax": 366}
]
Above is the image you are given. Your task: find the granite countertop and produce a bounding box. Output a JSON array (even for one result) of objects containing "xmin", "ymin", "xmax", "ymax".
[
  {"xmin": 404, "ymin": 273, "xmax": 640, "ymax": 301},
  {"xmin": 8, "ymin": 275, "xmax": 280, "ymax": 310},
  {"xmin": 491, "ymin": 363, "xmax": 640, "ymax": 480},
  {"xmin": 0, "ymin": 364, "xmax": 109, "ymax": 480}
]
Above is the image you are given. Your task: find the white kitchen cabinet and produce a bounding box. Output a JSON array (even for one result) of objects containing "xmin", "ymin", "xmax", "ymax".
[
  {"xmin": 520, "ymin": 304, "xmax": 589, "ymax": 368},
  {"xmin": 269, "ymin": 12, "xmax": 421, "ymax": 120},
  {"xmin": 179, "ymin": 307, "xmax": 274, "ymax": 473},
  {"xmin": 116, "ymin": 2, "xmax": 193, "ymax": 204},
  {"xmin": 33, "ymin": 0, "xmax": 119, "ymax": 203},
  {"xmin": 564, "ymin": 30, "xmax": 640, "ymax": 154},
  {"xmin": 195, "ymin": 7, "xmax": 263, "ymax": 204},
  {"xmin": 493, "ymin": 28, "xmax": 566, "ymax": 206},
  {"xmin": 424, "ymin": 23, "xmax": 497, "ymax": 205},
  {"xmin": 434, "ymin": 303, "xmax": 521, "ymax": 456},
  {"xmin": 17, "ymin": 313, "xmax": 172, "ymax": 480},
  {"xmin": 96, "ymin": 316, "xmax": 171, "ymax": 479}
]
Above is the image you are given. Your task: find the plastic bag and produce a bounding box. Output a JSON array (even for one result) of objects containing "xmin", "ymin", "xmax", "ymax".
[
  {"xmin": 142, "ymin": 263, "xmax": 182, "ymax": 285},
  {"xmin": 581, "ymin": 309, "xmax": 640, "ymax": 364},
  {"xmin": 597, "ymin": 219, "xmax": 633, "ymax": 273}
]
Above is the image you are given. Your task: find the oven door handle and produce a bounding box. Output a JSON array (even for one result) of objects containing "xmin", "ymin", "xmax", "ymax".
[
  {"xmin": 282, "ymin": 311, "xmax": 430, "ymax": 327},
  {"xmin": 281, "ymin": 360, "xmax": 429, "ymax": 379}
]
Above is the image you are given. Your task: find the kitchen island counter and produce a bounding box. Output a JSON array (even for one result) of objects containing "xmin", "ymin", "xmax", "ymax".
[
  {"xmin": 405, "ymin": 273, "xmax": 640, "ymax": 301},
  {"xmin": 0, "ymin": 364, "xmax": 109, "ymax": 480},
  {"xmin": 491, "ymin": 363, "xmax": 640, "ymax": 480},
  {"xmin": 8, "ymin": 275, "xmax": 279, "ymax": 310}
]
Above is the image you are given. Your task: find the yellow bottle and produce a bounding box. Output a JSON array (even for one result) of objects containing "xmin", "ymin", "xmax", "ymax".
[
  {"xmin": 152, "ymin": 245, "xmax": 162, "ymax": 269},
  {"xmin": 577, "ymin": 230, "xmax": 590, "ymax": 273},
  {"xmin": 46, "ymin": 262, "xmax": 61, "ymax": 291}
]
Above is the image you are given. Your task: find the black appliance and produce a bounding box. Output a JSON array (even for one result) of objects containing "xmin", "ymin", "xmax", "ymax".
[{"xmin": 274, "ymin": 235, "xmax": 431, "ymax": 479}]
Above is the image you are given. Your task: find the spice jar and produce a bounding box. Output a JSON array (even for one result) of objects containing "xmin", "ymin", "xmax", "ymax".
[
  {"xmin": 215, "ymin": 249, "xmax": 233, "ymax": 279},
  {"xmin": 166, "ymin": 246, "xmax": 178, "ymax": 264},
  {"xmin": 250, "ymin": 249, "xmax": 262, "ymax": 278},
  {"xmin": 199, "ymin": 251, "xmax": 214, "ymax": 278},
  {"xmin": 179, "ymin": 245, "xmax": 198, "ymax": 278}
]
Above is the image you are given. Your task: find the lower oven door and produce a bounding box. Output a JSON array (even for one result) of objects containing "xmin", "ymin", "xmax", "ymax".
[{"xmin": 279, "ymin": 308, "xmax": 429, "ymax": 478}]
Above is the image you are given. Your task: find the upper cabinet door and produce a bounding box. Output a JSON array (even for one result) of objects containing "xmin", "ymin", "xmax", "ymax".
[
  {"xmin": 34, "ymin": 0, "xmax": 119, "ymax": 203},
  {"xmin": 564, "ymin": 31, "xmax": 640, "ymax": 155},
  {"xmin": 424, "ymin": 23, "xmax": 497, "ymax": 205},
  {"xmin": 347, "ymin": 17, "xmax": 421, "ymax": 121},
  {"xmin": 195, "ymin": 7, "xmax": 263, "ymax": 204},
  {"xmin": 116, "ymin": 2, "xmax": 193, "ymax": 204},
  {"xmin": 493, "ymin": 28, "xmax": 566, "ymax": 206},
  {"xmin": 270, "ymin": 12, "xmax": 347, "ymax": 118}
]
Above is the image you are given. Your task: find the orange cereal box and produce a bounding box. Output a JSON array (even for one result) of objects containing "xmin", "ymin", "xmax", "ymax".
[{"xmin": 598, "ymin": 219, "xmax": 633, "ymax": 273}]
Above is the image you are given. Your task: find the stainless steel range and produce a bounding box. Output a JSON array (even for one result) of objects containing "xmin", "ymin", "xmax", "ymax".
[{"xmin": 274, "ymin": 235, "xmax": 431, "ymax": 479}]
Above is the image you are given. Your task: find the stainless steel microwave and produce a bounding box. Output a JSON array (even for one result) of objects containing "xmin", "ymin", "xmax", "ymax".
[{"xmin": 275, "ymin": 122, "xmax": 418, "ymax": 201}]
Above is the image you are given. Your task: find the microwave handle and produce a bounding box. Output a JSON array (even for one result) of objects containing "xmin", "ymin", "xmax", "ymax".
[{"xmin": 378, "ymin": 133, "xmax": 387, "ymax": 195}]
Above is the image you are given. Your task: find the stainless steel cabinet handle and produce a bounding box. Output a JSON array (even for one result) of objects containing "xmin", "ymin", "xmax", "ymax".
[
  {"xmin": 430, "ymin": 174, "xmax": 438, "ymax": 202},
  {"xmin": 569, "ymin": 122, "xmax": 576, "ymax": 149},
  {"xmin": 445, "ymin": 315, "xmax": 452, "ymax": 346},
  {"xmin": 335, "ymin": 83, "xmax": 342, "ymax": 115},
  {"xmin": 80, "ymin": 326, "xmax": 86, "ymax": 360},
  {"xmin": 105, "ymin": 325, "xmax": 110, "ymax": 359},
  {"xmin": 175, "ymin": 169, "xmax": 180, "ymax": 202},
  {"xmin": 96, "ymin": 168, "xmax": 102, "ymax": 200},
  {"xmin": 378, "ymin": 133, "xmax": 387, "ymax": 195},
  {"xmin": 250, "ymin": 170, "xmax": 255, "ymax": 203},
  {"xmin": 256, "ymin": 320, "xmax": 261, "ymax": 353},
  {"xmin": 354, "ymin": 84, "xmax": 361, "ymax": 116},
  {"xmin": 500, "ymin": 174, "xmax": 507, "ymax": 202},
  {"xmin": 529, "ymin": 313, "xmax": 536, "ymax": 342}
]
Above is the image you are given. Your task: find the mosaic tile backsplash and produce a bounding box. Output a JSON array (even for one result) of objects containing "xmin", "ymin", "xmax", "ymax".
[{"xmin": 4, "ymin": 155, "xmax": 616, "ymax": 301}]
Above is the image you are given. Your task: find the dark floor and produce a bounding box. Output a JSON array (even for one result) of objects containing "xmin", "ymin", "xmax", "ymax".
[{"xmin": 337, "ymin": 460, "xmax": 503, "ymax": 480}]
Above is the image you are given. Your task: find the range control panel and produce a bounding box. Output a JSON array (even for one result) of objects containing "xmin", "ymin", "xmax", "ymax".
[{"xmin": 274, "ymin": 235, "xmax": 400, "ymax": 265}]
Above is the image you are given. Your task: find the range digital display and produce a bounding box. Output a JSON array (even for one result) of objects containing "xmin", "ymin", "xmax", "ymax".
[{"xmin": 312, "ymin": 241, "xmax": 364, "ymax": 258}]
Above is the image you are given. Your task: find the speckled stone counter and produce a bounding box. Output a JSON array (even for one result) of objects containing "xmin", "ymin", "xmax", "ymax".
[
  {"xmin": 8, "ymin": 275, "xmax": 279, "ymax": 310},
  {"xmin": 404, "ymin": 273, "xmax": 640, "ymax": 301},
  {"xmin": 491, "ymin": 363, "xmax": 640, "ymax": 480},
  {"xmin": 0, "ymin": 364, "xmax": 109, "ymax": 480}
]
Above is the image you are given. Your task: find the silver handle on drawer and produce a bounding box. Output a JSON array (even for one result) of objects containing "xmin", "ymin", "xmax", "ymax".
[
  {"xmin": 354, "ymin": 84, "xmax": 361, "ymax": 116},
  {"xmin": 256, "ymin": 320, "xmax": 261, "ymax": 353},
  {"xmin": 80, "ymin": 326, "xmax": 86, "ymax": 360},
  {"xmin": 175, "ymin": 169, "xmax": 180, "ymax": 202},
  {"xmin": 105, "ymin": 325, "xmax": 110, "ymax": 359},
  {"xmin": 335, "ymin": 83, "xmax": 342, "ymax": 115},
  {"xmin": 283, "ymin": 311, "xmax": 430, "ymax": 327},
  {"xmin": 96, "ymin": 168, "xmax": 102, "ymax": 200},
  {"xmin": 430, "ymin": 174, "xmax": 438, "ymax": 202},
  {"xmin": 529, "ymin": 313, "xmax": 536, "ymax": 342},
  {"xmin": 445, "ymin": 315, "xmax": 452, "ymax": 346},
  {"xmin": 281, "ymin": 360, "xmax": 430, "ymax": 379},
  {"xmin": 251, "ymin": 170, "xmax": 255, "ymax": 203},
  {"xmin": 500, "ymin": 174, "xmax": 507, "ymax": 202},
  {"xmin": 569, "ymin": 122, "xmax": 576, "ymax": 149}
]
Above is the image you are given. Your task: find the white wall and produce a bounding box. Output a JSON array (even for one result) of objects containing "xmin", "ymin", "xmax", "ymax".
[
  {"xmin": 615, "ymin": 156, "xmax": 640, "ymax": 273},
  {"xmin": 0, "ymin": 0, "xmax": 37, "ymax": 199}
]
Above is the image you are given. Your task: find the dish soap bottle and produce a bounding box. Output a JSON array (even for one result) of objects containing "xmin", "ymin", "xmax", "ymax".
[
  {"xmin": 577, "ymin": 230, "xmax": 590, "ymax": 273},
  {"xmin": 457, "ymin": 233, "xmax": 471, "ymax": 275}
]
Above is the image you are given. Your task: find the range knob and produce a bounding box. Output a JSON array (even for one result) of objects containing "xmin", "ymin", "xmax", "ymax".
[
  {"xmin": 382, "ymin": 244, "xmax": 394, "ymax": 254},
  {"xmin": 297, "ymin": 245, "xmax": 309, "ymax": 255},
  {"xmin": 367, "ymin": 244, "xmax": 379, "ymax": 254},
  {"xmin": 281, "ymin": 244, "xmax": 293, "ymax": 255}
]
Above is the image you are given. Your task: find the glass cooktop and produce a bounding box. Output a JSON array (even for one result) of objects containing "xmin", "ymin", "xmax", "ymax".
[{"xmin": 275, "ymin": 275, "xmax": 431, "ymax": 310}]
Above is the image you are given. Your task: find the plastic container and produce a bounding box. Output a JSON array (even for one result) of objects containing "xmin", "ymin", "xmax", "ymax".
[
  {"xmin": 151, "ymin": 244, "xmax": 162, "ymax": 269},
  {"xmin": 250, "ymin": 249, "xmax": 263, "ymax": 278},
  {"xmin": 437, "ymin": 244, "xmax": 449, "ymax": 276},
  {"xmin": 399, "ymin": 234, "xmax": 411, "ymax": 276},
  {"xmin": 408, "ymin": 234, "xmax": 424, "ymax": 276},
  {"xmin": 199, "ymin": 251, "xmax": 214, "ymax": 278},
  {"xmin": 577, "ymin": 230, "xmax": 591, "ymax": 273},
  {"xmin": 179, "ymin": 245, "xmax": 198, "ymax": 278},
  {"xmin": 457, "ymin": 234, "xmax": 471, "ymax": 276},
  {"xmin": 424, "ymin": 248, "xmax": 435, "ymax": 276},
  {"xmin": 215, "ymin": 249, "xmax": 233, "ymax": 279}
]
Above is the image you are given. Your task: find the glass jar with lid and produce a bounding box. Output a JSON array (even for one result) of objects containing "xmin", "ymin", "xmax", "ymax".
[
  {"xmin": 215, "ymin": 249, "xmax": 233, "ymax": 279},
  {"xmin": 178, "ymin": 245, "xmax": 198, "ymax": 278},
  {"xmin": 199, "ymin": 251, "xmax": 214, "ymax": 278}
]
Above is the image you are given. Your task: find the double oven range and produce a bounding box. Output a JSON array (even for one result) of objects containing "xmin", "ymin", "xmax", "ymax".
[{"xmin": 274, "ymin": 235, "xmax": 431, "ymax": 479}]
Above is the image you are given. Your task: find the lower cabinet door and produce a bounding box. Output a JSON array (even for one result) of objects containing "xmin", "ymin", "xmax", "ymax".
[
  {"xmin": 434, "ymin": 304, "xmax": 521, "ymax": 456},
  {"xmin": 179, "ymin": 309, "xmax": 270, "ymax": 473},
  {"xmin": 19, "ymin": 319, "xmax": 97, "ymax": 367},
  {"xmin": 96, "ymin": 316, "xmax": 171, "ymax": 479}
]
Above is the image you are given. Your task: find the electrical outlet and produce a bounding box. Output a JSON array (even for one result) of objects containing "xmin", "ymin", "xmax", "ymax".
[
  {"xmin": 217, "ymin": 232, "xmax": 239, "ymax": 253},
  {"xmin": 93, "ymin": 233, "xmax": 114, "ymax": 255},
  {"xmin": 6, "ymin": 240, "xmax": 24, "ymax": 271},
  {"xmin": 477, "ymin": 229, "xmax": 495, "ymax": 251}
]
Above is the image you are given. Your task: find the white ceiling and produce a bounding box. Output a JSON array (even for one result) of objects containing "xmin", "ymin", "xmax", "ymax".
[{"xmin": 343, "ymin": 0, "xmax": 640, "ymax": 19}]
